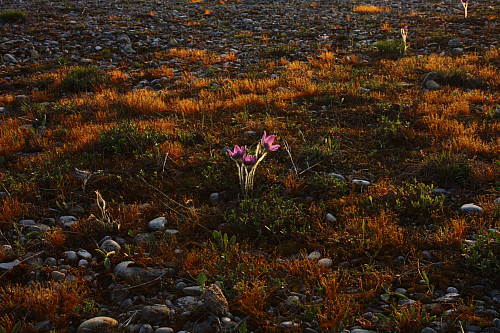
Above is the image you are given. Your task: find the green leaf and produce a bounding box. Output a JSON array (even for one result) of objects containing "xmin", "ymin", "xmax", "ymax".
[
  {"xmin": 197, "ymin": 272, "xmax": 207, "ymax": 288},
  {"xmin": 128, "ymin": 229, "xmax": 135, "ymax": 237},
  {"xmin": 422, "ymin": 271, "xmax": 430, "ymax": 285},
  {"xmin": 95, "ymin": 249, "xmax": 106, "ymax": 256},
  {"xmin": 381, "ymin": 293, "xmax": 390, "ymax": 301},
  {"xmin": 239, "ymin": 319, "xmax": 247, "ymax": 333},
  {"xmin": 213, "ymin": 230, "xmax": 221, "ymax": 241},
  {"xmin": 374, "ymin": 313, "xmax": 389, "ymax": 322},
  {"xmin": 12, "ymin": 322, "xmax": 21, "ymax": 333},
  {"xmin": 104, "ymin": 257, "xmax": 111, "ymax": 270},
  {"xmin": 229, "ymin": 235, "xmax": 237, "ymax": 246},
  {"xmin": 395, "ymin": 292, "xmax": 409, "ymax": 300},
  {"xmin": 382, "ymin": 283, "xmax": 390, "ymax": 293},
  {"xmin": 0, "ymin": 326, "xmax": 5, "ymax": 333}
]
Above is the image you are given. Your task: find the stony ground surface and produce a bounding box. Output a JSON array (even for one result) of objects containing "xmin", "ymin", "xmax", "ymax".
[{"xmin": 1, "ymin": 0, "xmax": 500, "ymax": 332}]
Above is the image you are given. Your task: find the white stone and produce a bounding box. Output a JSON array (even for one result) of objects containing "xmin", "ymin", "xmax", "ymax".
[
  {"xmin": 326, "ymin": 213, "xmax": 336, "ymax": 222},
  {"xmin": 78, "ymin": 259, "xmax": 88, "ymax": 267},
  {"xmin": 183, "ymin": 286, "xmax": 203, "ymax": 296},
  {"xmin": 164, "ymin": 229, "xmax": 179, "ymax": 235},
  {"xmin": 77, "ymin": 317, "xmax": 118, "ymax": 333},
  {"xmin": 100, "ymin": 239, "xmax": 121, "ymax": 253},
  {"xmin": 318, "ymin": 258, "xmax": 333, "ymax": 268},
  {"xmin": 327, "ymin": 173, "xmax": 346, "ymax": 182},
  {"xmin": 209, "ymin": 193, "xmax": 220, "ymax": 204},
  {"xmin": 148, "ymin": 217, "xmax": 167, "ymax": 231},
  {"xmin": 308, "ymin": 251, "xmax": 321, "ymax": 260},
  {"xmin": 352, "ymin": 179, "xmax": 371, "ymax": 186},
  {"xmin": 460, "ymin": 203, "xmax": 483, "ymax": 215},
  {"xmin": 447, "ymin": 287, "xmax": 459, "ymax": 294},
  {"xmin": 59, "ymin": 215, "xmax": 78, "ymax": 227}
]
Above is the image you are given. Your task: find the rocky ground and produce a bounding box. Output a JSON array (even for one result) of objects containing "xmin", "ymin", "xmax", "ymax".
[{"xmin": 1, "ymin": 0, "xmax": 500, "ymax": 332}]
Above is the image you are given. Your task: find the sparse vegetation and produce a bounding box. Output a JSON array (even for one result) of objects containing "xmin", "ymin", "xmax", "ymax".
[
  {"xmin": 0, "ymin": 9, "xmax": 27, "ymax": 23},
  {"xmin": 0, "ymin": 0, "xmax": 500, "ymax": 332}
]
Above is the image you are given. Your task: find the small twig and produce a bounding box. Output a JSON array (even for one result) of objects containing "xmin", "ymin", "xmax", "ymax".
[
  {"xmin": 139, "ymin": 176, "xmax": 211, "ymax": 232},
  {"xmin": 122, "ymin": 270, "xmax": 170, "ymax": 291},
  {"xmin": 282, "ymin": 139, "xmax": 298, "ymax": 176}
]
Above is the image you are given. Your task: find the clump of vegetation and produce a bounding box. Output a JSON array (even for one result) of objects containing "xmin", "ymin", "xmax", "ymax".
[
  {"xmin": 61, "ymin": 65, "xmax": 109, "ymax": 94},
  {"xmin": 0, "ymin": 9, "xmax": 27, "ymax": 23},
  {"xmin": 353, "ymin": 5, "xmax": 389, "ymax": 13},
  {"xmin": 374, "ymin": 39, "xmax": 406, "ymax": 57}
]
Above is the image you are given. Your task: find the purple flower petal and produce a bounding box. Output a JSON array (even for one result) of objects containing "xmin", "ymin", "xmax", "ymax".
[
  {"xmin": 228, "ymin": 145, "xmax": 246, "ymax": 159},
  {"xmin": 261, "ymin": 131, "xmax": 279, "ymax": 152},
  {"xmin": 242, "ymin": 154, "xmax": 256, "ymax": 166}
]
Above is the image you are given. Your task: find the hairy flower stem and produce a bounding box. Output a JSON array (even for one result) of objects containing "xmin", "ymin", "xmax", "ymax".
[{"xmin": 244, "ymin": 152, "xmax": 268, "ymax": 197}]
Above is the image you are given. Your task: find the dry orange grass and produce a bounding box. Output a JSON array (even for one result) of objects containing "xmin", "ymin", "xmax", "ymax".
[
  {"xmin": 353, "ymin": 5, "xmax": 389, "ymax": 13},
  {"xmin": 0, "ymin": 282, "xmax": 88, "ymax": 328}
]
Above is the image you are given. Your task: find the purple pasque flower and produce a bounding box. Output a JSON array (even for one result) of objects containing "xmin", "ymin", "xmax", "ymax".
[
  {"xmin": 228, "ymin": 145, "xmax": 246, "ymax": 160},
  {"xmin": 403, "ymin": 25, "xmax": 408, "ymax": 30},
  {"xmin": 461, "ymin": 0, "xmax": 467, "ymax": 3},
  {"xmin": 261, "ymin": 131, "xmax": 280, "ymax": 152},
  {"xmin": 242, "ymin": 154, "xmax": 257, "ymax": 166}
]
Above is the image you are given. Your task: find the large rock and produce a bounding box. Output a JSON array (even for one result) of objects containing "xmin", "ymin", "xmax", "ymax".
[
  {"xmin": 77, "ymin": 316, "xmax": 118, "ymax": 333},
  {"xmin": 204, "ymin": 284, "xmax": 229, "ymax": 317}
]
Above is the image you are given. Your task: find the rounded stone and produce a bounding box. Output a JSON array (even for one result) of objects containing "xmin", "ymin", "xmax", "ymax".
[
  {"xmin": 447, "ymin": 287, "xmax": 459, "ymax": 294},
  {"xmin": 63, "ymin": 250, "xmax": 78, "ymax": 262},
  {"xmin": 183, "ymin": 286, "xmax": 203, "ymax": 296},
  {"xmin": 100, "ymin": 239, "xmax": 121, "ymax": 253},
  {"xmin": 141, "ymin": 305, "xmax": 170, "ymax": 323},
  {"xmin": 51, "ymin": 270, "xmax": 66, "ymax": 281},
  {"xmin": 139, "ymin": 324, "xmax": 154, "ymax": 333},
  {"xmin": 209, "ymin": 193, "xmax": 220, "ymax": 204},
  {"xmin": 77, "ymin": 249, "xmax": 92, "ymax": 259},
  {"xmin": 43, "ymin": 257, "xmax": 57, "ymax": 267},
  {"xmin": 318, "ymin": 258, "xmax": 333, "ymax": 268},
  {"xmin": 59, "ymin": 215, "xmax": 78, "ymax": 227},
  {"xmin": 326, "ymin": 213, "xmax": 336, "ymax": 222},
  {"xmin": 308, "ymin": 251, "xmax": 321, "ymax": 260},
  {"xmin": 77, "ymin": 317, "xmax": 118, "ymax": 333},
  {"xmin": 421, "ymin": 328, "xmax": 437, "ymax": 333},
  {"xmin": 352, "ymin": 179, "xmax": 371, "ymax": 186},
  {"xmin": 460, "ymin": 203, "xmax": 483, "ymax": 215},
  {"xmin": 148, "ymin": 217, "xmax": 167, "ymax": 231}
]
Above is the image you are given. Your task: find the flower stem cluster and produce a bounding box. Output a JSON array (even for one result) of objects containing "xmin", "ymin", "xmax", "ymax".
[
  {"xmin": 400, "ymin": 25, "xmax": 409, "ymax": 54},
  {"xmin": 228, "ymin": 131, "xmax": 279, "ymax": 197},
  {"xmin": 461, "ymin": 0, "xmax": 468, "ymax": 18}
]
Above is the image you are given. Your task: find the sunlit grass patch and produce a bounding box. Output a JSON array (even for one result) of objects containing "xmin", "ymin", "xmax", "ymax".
[{"xmin": 353, "ymin": 5, "xmax": 389, "ymax": 13}]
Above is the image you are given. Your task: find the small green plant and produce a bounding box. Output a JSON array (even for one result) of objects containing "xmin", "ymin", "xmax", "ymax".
[
  {"xmin": 0, "ymin": 10, "xmax": 27, "ymax": 23},
  {"xmin": 462, "ymin": 230, "xmax": 500, "ymax": 277},
  {"xmin": 95, "ymin": 248, "xmax": 115, "ymax": 270},
  {"xmin": 266, "ymin": 44, "xmax": 297, "ymax": 57},
  {"xmin": 420, "ymin": 271, "xmax": 435, "ymax": 295},
  {"xmin": 61, "ymin": 65, "xmax": 108, "ymax": 94},
  {"xmin": 374, "ymin": 39, "xmax": 406, "ymax": 57},
  {"xmin": 428, "ymin": 28, "xmax": 454, "ymax": 44},
  {"xmin": 98, "ymin": 121, "xmax": 167, "ymax": 157},
  {"xmin": 197, "ymin": 272, "xmax": 207, "ymax": 293},
  {"xmin": 380, "ymin": 283, "xmax": 409, "ymax": 302},
  {"xmin": 424, "ymin": 151, "xmax": 471, "ymax": 184}
]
